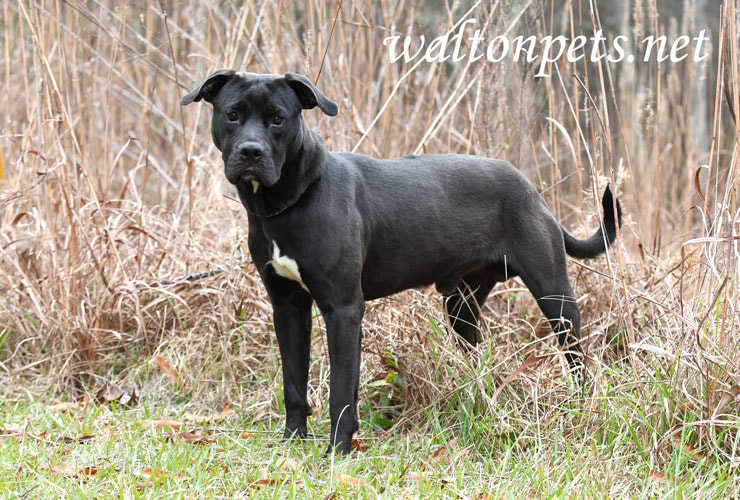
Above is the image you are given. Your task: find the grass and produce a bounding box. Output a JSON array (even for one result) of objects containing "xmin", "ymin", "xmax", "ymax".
[
  {"xmin": 2, "ymin": 360, "xmax": 737, "ymax": 498},
  {"xmin": 2, "ymin": 0, "xmax": 740, "ymax": 496}
]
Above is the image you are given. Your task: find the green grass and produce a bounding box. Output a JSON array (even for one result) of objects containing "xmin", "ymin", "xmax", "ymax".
[{"xmin": 2, "ymin": 372, "xmax": 736, "ymax": 499}]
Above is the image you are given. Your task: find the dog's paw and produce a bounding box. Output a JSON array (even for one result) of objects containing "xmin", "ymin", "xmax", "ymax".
[
  {"xmin": 323, "ymin": 442, "xmax": 352, "ymax": 458},
  {"xmin": 283, "ymin": 427, "xmax": 308, "ymax": 440}
]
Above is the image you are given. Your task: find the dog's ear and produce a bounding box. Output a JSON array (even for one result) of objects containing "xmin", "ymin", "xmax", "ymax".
[
  {"xmin": 284, "ymin": 73, "xmax": 338, "ymax": 116},
  {"xmin": 180, "ymin": 69, "xmax": 236, "ymax": 106}
]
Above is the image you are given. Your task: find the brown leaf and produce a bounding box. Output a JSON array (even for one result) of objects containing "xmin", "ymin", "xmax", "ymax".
[
  {"xmin": 141, "ymin": 468, "xmax": 187, "ymax": 481},
  {"xmin": 670, "ymin": 435, "xmax": 708, "ymax": 461},
  {"xmin": 144, "ymin": 419, "xmax": 184, "ymax": 430},
  {"xmin": 94, "ymin": 383, "xmax": 137, "ymax": 405},
  {"xmin": 322, "ymin": 493, "xmax": 340, "ymax": 500},
  {"xmin": 252, "ymin": 467, "xmax": 277, "ymax": 487},
  {"xmin": 433, "ymin": 437, "xmax": 458, "ymax": 464},
  {"xmin": 250, "ymin": 464, "xmax": 306, "ymax": 489},
  {"xmin": 165, "ymin": 430, "xmax": 212, "ymax": 445},
  {"xmin": 141, "ymin": 468, "xmax": 165, "ymax": 480},
  {"xmin": 184, "ymin": 406, "xmax": 232, "ymax": 424},
  {"xmin": 48, "ymin": 402, "xmax": 79, "ymax": 413},
  {"xmin": 674, "ymin": 401, "xmax": 698, "ymax": 414},
  {"xmin": 275, "ymin": 457, "xmax": 300, "ymax": 472},
  {"xmin": 713, "ymin": 385, "xmax": 740, "ymax": 416},
  {"xmin": 153, "ymin": 356, "xmax": 178, "ymax": 382},
  {"xmin": 351, "ymin": 438, "xmax": 369, "ymax": 452},
  {"xmin": 77, "ymin": 465, "xmax": 102, "ymax": 477},
  {"xmin": 338, "ymin": 473, "xmax": 360, "ymax": 487},
  {"xmin": 45, "ymin": 463, "xmax": 103, "ymax": 478},
  {"xmin": 648, "ymin": 470, "xmax": 666, "ymax": 484},
  {"xmin": 206, "ymin": 464, "xmax": 230, "ymax": 474}
]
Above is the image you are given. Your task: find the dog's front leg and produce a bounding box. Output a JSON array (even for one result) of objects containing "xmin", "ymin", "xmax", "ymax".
[
  {"xmin": 318, "ymin": 295, "xmax": 365, "ymax": 455},
  {"xmin": 267, "ymin": 280, "xmax": 314, "ymax": 441}
]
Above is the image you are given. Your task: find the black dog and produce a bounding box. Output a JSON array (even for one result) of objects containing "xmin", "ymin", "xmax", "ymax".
[{"xmin": 181, "ymin": 71, "xmax": 622, "ymax": 454}]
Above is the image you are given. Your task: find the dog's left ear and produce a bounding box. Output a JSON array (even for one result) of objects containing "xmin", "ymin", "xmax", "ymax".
[
  {"xmin": 181, "ymin": 69, "xmax": 236, "ymax": 106},
  {"xmin": 285, "ymin": 73, "xmax": 338, "ymax": 116}
]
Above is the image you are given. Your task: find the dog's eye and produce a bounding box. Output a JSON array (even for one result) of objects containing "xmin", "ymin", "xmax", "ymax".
[
  {"xmin": 226, "ymin": 111, "xmax": 238, "ymax": 122},
  {"xmin": 271, "ymin": 115, "xmax": 284, "ymax": 125}
]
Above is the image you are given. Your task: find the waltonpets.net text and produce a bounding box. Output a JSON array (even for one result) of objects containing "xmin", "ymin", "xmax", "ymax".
[{"xmin": 383, "ymin": 19, "xmax": 710, "ymax": 77}]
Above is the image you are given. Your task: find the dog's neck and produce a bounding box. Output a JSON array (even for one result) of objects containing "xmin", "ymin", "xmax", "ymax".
[{"xmin": 235, "ymin": 123, "xmax": 325, "ymax": 218}]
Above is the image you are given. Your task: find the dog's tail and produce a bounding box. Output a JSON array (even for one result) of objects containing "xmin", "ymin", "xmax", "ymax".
[{"xmin": 561, "ymin": 186, "xmax": 622, "ymax": 259}]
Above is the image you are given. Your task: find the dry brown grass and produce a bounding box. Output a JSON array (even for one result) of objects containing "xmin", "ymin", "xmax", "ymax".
[{"xmin": 1, "ymin": 0, "xmax": 739, "ymax": 472}]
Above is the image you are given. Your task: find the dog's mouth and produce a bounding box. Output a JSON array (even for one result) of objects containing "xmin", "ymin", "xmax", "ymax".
[
  {"xmin": 225, "ymin": 164, "xmax": 260, "ymax": 185},
  {"xmin": 238, "ymin": 172, "xmax": 262, "ymax": 193},
  {"xmin": 225, "ymin": 158, "xmax": 280, "ymax": 191},
  {"xmin": 226, "ymin": 167, "xmax": 276, "ymax": 194}
]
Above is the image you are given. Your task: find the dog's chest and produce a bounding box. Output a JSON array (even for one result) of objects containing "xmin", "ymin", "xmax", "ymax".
[{"xmin": 270, "ymin": 241, "xmax": 309, "ymax": 292}]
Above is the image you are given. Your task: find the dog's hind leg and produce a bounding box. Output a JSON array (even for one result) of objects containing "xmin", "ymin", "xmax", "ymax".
[
  {"xmin": 444, "ymin": 267, "xmax": 499, "ymax": 348},
  {"xmin": 517, "ymin": 261, "xmax": 584, "ymax": 379}
]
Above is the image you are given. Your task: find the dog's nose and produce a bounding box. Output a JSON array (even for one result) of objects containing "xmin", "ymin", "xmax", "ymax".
[{"xmin": 239, "ymin": 142, "xmax": 264, "ymax": 160}]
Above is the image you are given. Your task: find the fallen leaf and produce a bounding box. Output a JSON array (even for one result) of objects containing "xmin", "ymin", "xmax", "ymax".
[
  {"xmin": 670, "ymin": 435, "xmax": 708, "ymax": 461},
  {"xmin": 144, "ymin": 419, "xmax": 184, "ymax": 430},
  {"xmin": 322, "ymin": 493, "xmax": 339, "ymax": 500},
  {"xmin": 77, "ymin": 465, "xmax": 102, "ymax": 477},
  {"xmin": 648, "ymin": 470, "xmax": 665, "ymax": 483},
  {"xmin": 165, "ymin": 430, "xmax": 212, "ymax": 445},
  {"xmin": 75, "ymin": 394, "xmax": 92, "ymax": 416},
  {"xmin": 351, "ymin": 438, "xmax": 369, "ymax": 452},
  {"xmin": 433, "ymin": 438, "xmax": 458, "ymax": 464},
  {"xmin": 153, "ymin": 356, "xmax": 178, "ymax": 382},
  {"xmin": 275, "ymin": 457, "xmax": 300, "ymax": 471},
  {"xmin": 338, "ymin": 474, "xmax": 360, "ymax": 487},
  {"xmin": 252, "ymin": 467, "xmax": 276, "ymax": 487},
  {"xmin": 674, "ymin": 401, "xmax": 698, "ymax": 414},
  {"xmin": 140, "ymin": 468, "xmax": 187, "ymax": 481},
  {"xmin": 184, "ymin": 406, "xmax": 232, "ymax": 424},
  {"xmin": 250, "ymin": 465, "xmax": 306, "ymax": 489},
  {"xmin": 45, "ymin": 463, "xmax": 103, "ymax": 478},
  {"xmin": 48, "ymin": 402, "xmax": 79, "ymax": 413},
  {"xmin": 713, "ymin": 385, "xmax": 740, "ymax": 416},
  {"xmin": 141, "ymin": 468, "xmax": 166, "ymax": 481},
  {"xmin": 94, "ymin": 383, "xmax": 137, "ymax": 405}
]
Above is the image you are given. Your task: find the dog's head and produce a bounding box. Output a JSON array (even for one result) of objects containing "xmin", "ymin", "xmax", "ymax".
[{"xmin": 181, "ymin": 71, "xmax": 337, "ymax": 189}]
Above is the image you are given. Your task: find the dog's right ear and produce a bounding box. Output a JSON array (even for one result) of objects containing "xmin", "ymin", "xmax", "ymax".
[{"xmin": 180, "ymin": 69, "xmax": 236, "ymax": 105}]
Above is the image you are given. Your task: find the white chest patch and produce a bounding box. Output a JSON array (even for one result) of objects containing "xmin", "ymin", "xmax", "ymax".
[{"xmin": 270, "ymin": 241, "xmax": 309, "ymax": 292}]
